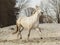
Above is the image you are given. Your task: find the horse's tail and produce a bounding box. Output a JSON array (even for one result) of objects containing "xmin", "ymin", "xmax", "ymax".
[
  {"xmin": 16, "ymin": 22, "xmax": 19, "ymax": 33},
  {"xmin": 12, "ymin": 22, "xmax": 18, "ymax": 34}
]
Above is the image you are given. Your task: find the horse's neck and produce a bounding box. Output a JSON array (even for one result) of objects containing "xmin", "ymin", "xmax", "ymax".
[
  {"xmin": 33, "ymin": 10, "xmax": 40, "ymax": 17},
  {"xmin": 29, "ymin": 10, "xmax": 40, "ymax": 20}
]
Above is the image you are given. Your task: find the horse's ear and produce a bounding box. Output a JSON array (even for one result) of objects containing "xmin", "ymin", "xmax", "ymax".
[
  {"xmin": 36, "ymin": 5, "xmax": 38, "ymax": 8},
  {"xmin": 35, "ymin": 5, "xmax": 40, "ymax": 10}
]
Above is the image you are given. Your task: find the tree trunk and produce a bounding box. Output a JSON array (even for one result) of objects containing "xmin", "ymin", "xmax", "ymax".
[{"xmin": 0, "ymin": 0, "xmax": 16, "ymax": 27}]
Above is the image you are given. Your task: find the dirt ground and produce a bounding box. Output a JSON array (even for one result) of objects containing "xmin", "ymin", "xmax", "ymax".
[{"xmin": 0, "ymin": 23, "xmax": 60, "ymax": 45}]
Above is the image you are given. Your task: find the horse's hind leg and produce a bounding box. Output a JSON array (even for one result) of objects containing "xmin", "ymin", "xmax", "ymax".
[
  {"xmin": 18, "ymin": 25, "xmax": 24, "ymax": 39},
  {"xmin": 28, "ymin": 29, "xmax": 32, "ymax": 40}
]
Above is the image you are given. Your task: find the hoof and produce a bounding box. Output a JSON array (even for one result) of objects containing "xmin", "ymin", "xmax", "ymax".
[
  {"xmin": 20, "ymin": 37, "xmax": 22, "ymax": 39},
  {"xmin": 40, "ymin": 37, "xmax": 43, "ymax": 39}
]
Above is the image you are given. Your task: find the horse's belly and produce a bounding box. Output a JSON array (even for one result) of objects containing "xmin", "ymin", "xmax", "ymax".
[
  {"xmin": 20, "ymin": 17, "xmax": 37, "ymax": 30},
  {"xmin": 20, "ymin": 20, "xmax": 32, "ymax": 30}
]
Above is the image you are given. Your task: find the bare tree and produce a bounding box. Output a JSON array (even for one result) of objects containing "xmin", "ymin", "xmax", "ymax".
[{"xmin": 49, "ymin": 0, "xmax": 60, "ymax": 23}]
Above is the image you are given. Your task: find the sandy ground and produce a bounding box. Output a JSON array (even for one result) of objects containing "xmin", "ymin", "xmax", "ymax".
[{"xmin": 0, "ymin": 23, "xmax": 60, "ymax": 45}]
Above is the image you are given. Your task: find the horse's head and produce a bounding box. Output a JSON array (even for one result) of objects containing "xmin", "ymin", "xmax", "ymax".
[
  {"xmin": 35, "ymin": 5, "xmax": 42, "ymax": 14},
  {"xmin": 34, "ymin": 5, "xmax": 42, "ymax": 16},
  {"xmin": 35, "ymin": 5, "xmax": 41, "ymax": 10}
]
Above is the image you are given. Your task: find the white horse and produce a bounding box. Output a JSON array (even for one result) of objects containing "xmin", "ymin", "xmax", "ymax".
[{"xmin": 13, "ymin": 6, "xmax": 42, "ymax": 39}]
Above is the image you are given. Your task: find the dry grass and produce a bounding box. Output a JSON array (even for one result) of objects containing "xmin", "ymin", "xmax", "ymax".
[{"xmin": 0, "ymin": 24, "xmax": 60, "ymax": 45}]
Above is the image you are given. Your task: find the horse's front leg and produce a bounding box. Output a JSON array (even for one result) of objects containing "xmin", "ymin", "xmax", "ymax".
[
  {"xmin": 18, "ymin": 26, "xmax": 24, "ymax": 39},
  {"xmin": 37, "ymin": 26, "xmax": 41, "ymax": 32}
]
